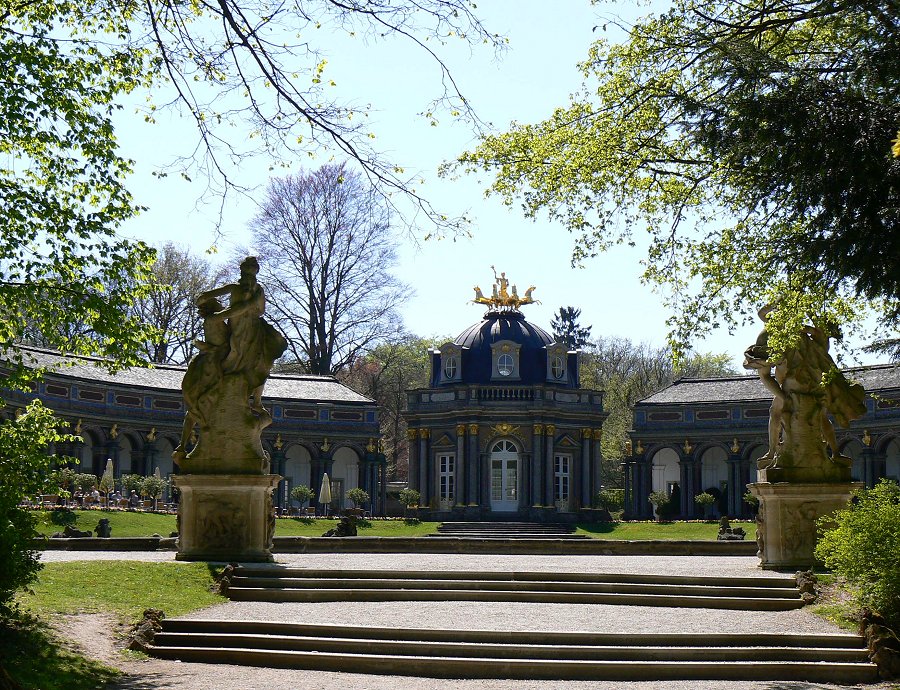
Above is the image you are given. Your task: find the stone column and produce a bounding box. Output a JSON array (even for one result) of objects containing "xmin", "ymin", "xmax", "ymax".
[
  {"xmin": 141, "ymin": 441, "xmax": 157, "ymax": 477},
  {"xmin": 531, "ymin": 424, "xmax": 543, "ymax": 507},
  {"xmin": 271, "ymin": 446, "xmax": 286, "ymax": 510},
  {"xmin": 544, "ymin": 425, "xmax": 556, "ymax": 506},
  {"xmin": 467, "ymin": 424, "xmax": 480, "ymax": 506},
  {"xmin": 456, "ymin": 424, "xmax": 466, "ymax": 506},
  {"xmin": 860, "ymin": 447, "xmax": 876, "ymax": 488},
  {"xmin": 407, "ymin": 429, "xmax": 419, "ymax": 492},
  {"xmin": 418, "ymin": 429, "xmax": 430, "ymax": 506},
  {"xmin": 592, "ymin": 429, "xmax": 603, "ymax": 493},
  {"xmin": 727, "ymin": 452, "xmax": 742, "ymax": 517},
  {"xmin": 580, "ymin": 428, "xmax": 592, "ymax": 508},
  {"xmin": 679, "ymin": 456, "xmax": 692, "ymax": 518}
]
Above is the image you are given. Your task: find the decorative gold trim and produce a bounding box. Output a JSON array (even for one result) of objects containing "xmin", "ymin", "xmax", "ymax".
[
  {"xmin": 109, "ymin": 423, "xmax": 118, "ymax": 439},
  {"xmin": 592, "ymin": 428, "xmax": 602, "ymax": 441},
  {"xmin": 146, "ymin": 427, "xmax": 157, "ymax": 442},
  {"xmin": 491, "ymin": 423, "xmax": 519, "ymax": 437},
  {"xmin": 420, "ymin": 428, "xmax": 430, "ymax": 439},
  {"xmin": 636, "ymin": 440, "xmax": 644, "ymax": 454},
  {"xmin": 456, "ymin": 424, "xmax": 466, "ymax": 437},
  {"xmin": 682, "ymin": 439, "xmax": 693, "ymax": 455},
  {"xmin": 366, "ymin": 438, "xmax": 376, "ymax": 452},
  {"xmin": 581, "ymin": 427, "xmax": 592, "ymax": 439},
  {"xmin": 74, "ymin": 418, "xmax": 82, "ymax": 434},
  {"xmin": 625, "ymin": 439, "xmax": 633, "ymax": 455},
  {"xmin": 545, "ymin": 424, "xmax": 556, "ymax": 436},
  {"xmin": 862, "ymin": 429, "xmax": 872, "ymax": 447},
  {"xmin": 730, "ymin": 438, "xmax": 740, "ymax": 454},
  {"xmin": 274, "ymin": 434, "xmax": 284, "ymax": 450},
  {"xmin": 320, "ymin": 437, "xmax": 331, "ymax": 452},
  {"xmin": 407, "ymin": 429, "xmax": 418, "ymax": 441},
  {"xmin": 533, "ymin": 424, "xmax": 544, "ymax": 436},
  {"xmin": 468, "ymin": 424, "xmax": 479, "ymax": 435}
]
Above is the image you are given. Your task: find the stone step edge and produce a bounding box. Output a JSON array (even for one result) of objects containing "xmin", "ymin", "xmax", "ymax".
[
  {"xmin": 147, "ymin": 646, "xmax": 879, "ymax": 682},
  {"xmin": 152, "ymin": 632, "xmax": 869, "ymax": 662},
  {"xmin": 228, "ymin": 577, "xmax": 801, "ymax": 599},
  {"xmin": 231, "ymin": 567, "xmax": 797, "ymax": 588},
  {"xmin": 224, "ymin": 587, "xmax": 804, "ymax": 610},
  {"xmin": 161, "ymin": 619, "xmax": 864, "ymax": 648}
]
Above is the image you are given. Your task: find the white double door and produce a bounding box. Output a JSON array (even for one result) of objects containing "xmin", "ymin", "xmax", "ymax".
[{"xmin": 490, "ymin": 440, "xmax": 519, "ymax": 511}]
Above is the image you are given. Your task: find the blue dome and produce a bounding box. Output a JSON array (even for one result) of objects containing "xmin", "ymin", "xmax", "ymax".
[{"xmin": 453, "ymin": 310, "xmax": 555, "ymax": 385}]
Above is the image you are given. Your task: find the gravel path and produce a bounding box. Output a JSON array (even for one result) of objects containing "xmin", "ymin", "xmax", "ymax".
[{"xmin": 43, "ymin": 551, "xmax": 887, "ymax": 690}]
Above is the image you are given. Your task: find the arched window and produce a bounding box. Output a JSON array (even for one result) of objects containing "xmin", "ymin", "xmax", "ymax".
[
  {"xmin": 443, "ymin": 355, "xmax": 458, "ymax": 380},
  {"xmin": 551, "ymin": 356, "xmax": 565, "ymax": 380},
  {"xmin": 497, "ymin": 353, "xmax": 514, "ymax": 376}
]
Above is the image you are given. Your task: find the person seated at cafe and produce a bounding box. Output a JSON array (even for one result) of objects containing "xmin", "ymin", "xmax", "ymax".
[
  {"xmin": 110, "ymin": 490, "xmax": 122, "ymax": 504},
  {"xmin": 88, "ymin": 488, "xmax": 101, "ymax": 505},
  {"xmin": 128, "ymin": 490, "xmax": 142, "ymax": 509}
]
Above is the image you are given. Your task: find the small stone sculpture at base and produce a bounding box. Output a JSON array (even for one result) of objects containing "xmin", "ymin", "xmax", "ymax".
[
  {"xmin": 51, "ymin": 525, "xmax": 92, "ymax": 538},
  {"xmin": 716, "ymin": 517, "xmax": 746, "ymax": 541},
  {"xmin": 322, "ymin": 516, "xmax": 358, "ymax": 537},
  {"xmin": 95, "ymin": 518, "xmax": 111, "ymax": 538}
]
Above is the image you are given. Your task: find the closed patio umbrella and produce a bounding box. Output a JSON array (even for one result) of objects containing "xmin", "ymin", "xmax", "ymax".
[{"xmin": 318, "ymin": 473, "xmax": 332, "ymax": 516}]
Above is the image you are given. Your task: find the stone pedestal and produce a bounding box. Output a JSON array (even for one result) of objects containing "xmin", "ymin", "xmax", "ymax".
[
  {"xmin": 748, "ymin": 481, "xmax": 860, "ymax": 569},
  {"xmin": 174, "ymin": 474, "xmax": 280, "ymax": 562}
]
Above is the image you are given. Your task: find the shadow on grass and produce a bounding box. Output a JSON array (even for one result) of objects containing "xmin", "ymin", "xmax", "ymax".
[
  {"xmin": 0, "ymin": 610, "xmax": 119, "ymax": 690},
  {"xmin": 574, "ymin": 522, "xmax": 618, "ymax": 535}
]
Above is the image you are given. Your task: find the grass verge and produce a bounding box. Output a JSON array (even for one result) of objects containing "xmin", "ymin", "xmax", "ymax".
[
  {"xmin": 5, "ymin": 560, "xmax": 223, "ymax": 689},
  {"xmin": 275, "ymin": 517, "xmax": 440, "ymax": 537},
  {"xmin": 808, "ymin": 573, "xmax": 861, "ymax": 632},
  {"xmin": 17, "ymin": 561, "xmax": 223, "ymax": 621},
  {"xmin": 575, "ymin": 521, "xmax": 757, "ymax": 540},
  {"xmin": 0, "ymin": 613, "xmax": 120, "ymax": 690}
]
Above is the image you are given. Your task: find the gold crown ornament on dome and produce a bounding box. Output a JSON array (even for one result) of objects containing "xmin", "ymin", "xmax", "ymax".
[{"xmin": 472, "ymin": 266, "xmax": 540, "ymax": 311}]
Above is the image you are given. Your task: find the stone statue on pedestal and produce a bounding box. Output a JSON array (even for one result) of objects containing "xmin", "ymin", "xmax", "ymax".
[
  {"xmin": 173, "ymin": 257, "xmax": 287, "ymax": 562},
  {"xmin": 745, "ymin": 305, "xmax": 866, "ymax": 568}
]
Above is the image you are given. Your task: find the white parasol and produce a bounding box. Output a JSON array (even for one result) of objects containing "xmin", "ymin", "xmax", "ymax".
[{"xmin": 318, "ymin": 473, "xmax": 332, "ymax": 516}]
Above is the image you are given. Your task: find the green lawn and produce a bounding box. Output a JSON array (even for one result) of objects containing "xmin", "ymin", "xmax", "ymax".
[
  {"xmin": 273, "ymin": 517, "xmax": 440, "ymax": 537},
  {"xmin": 31, "ymin": 510, "xmax": 439, "ymax": 538},
  {"xmin": 32, "ymin": 510, "xmax": 756, "ymax": 540},
  {"xmin": 18, "ymin": 561, "xmax": 223, "ymax": 621},
  {"xmin": 576, "ymin": 521, "xmax": 757, "ymax": 541}
]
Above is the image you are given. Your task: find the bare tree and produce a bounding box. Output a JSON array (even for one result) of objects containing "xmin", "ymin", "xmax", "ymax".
[
  {"xmin": 250, "ymin": 163, "xmax": 410, "ymax": 374},
  {"xmin": 131, "ymin": 243, "xmax": 223, "ymax": 364}
]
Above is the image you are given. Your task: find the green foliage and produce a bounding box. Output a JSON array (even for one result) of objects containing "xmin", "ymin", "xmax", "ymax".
[
  {"xmin": 47, "ymin": 468, "xmax": 75, "ymax": 497},
  {"xmin": 398, "ymin": 488, "xmax": 421, "ymax": 508},
  {"xmin": 71, "ymin": 473, "xmax": 97, "ymax": 493},
  {"xmin": 139, "ymin": 475, "xmax": 167, "ymax": 500},
  {"xmin": 0, "ymin": 401, "xmax": 74, "ymax": 612},
  {"xmin": 289, "ymin": 485, "xmax": 315, "ymax": 507},
  {"xmin": 576, "ymin": 520, "xmax": 756, "ymax": 541},
  {"xmin": 454, "ymin": 0, "xmax": 898, "ymax": 356},
  {"xmin": 118, "ymin": 474, "xmax": 144, "ymax": 495},
  {"xmin": 816, "ymin": 480, "xmax": 900, "ymax": 626},
  {"xmin": 743, "ymin": 490, "xmax": 759, "ymax": 506},
  {"xmin": 648, "ymin": 490, "xmax": 670, "ymax": 507},
  {"xmin": 347, "ymin": 487, "xmax": 370, "ymax": 508},
  {"xmin": 694, "ymin": 492, "xmax": 716, "ymax": 507},
  {"xmin": 594, "ymin": 488, "xmax": 624, "ymax": 512}
]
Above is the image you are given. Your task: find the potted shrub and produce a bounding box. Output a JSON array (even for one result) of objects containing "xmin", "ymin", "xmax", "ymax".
[
  {"xmin": 98, "ymin": 459, "xmax": 115, "ymax": 508},
  {"xmin": 290, "ymin": 485, "xmax": 315, "ymax": 514},
  {"xmin": 140, "ymin": 475, "xmax": 167, "ymax": 511},
  {"xmin": 648, "ymin": 490, "xmax": 671, "ymax": 522},
  {"xmin": 694, "ymin": 491, "xmax": 716, "ymax": 519},
  {"xmin": 398, "ymin": 488, "xmax": 420, "ymax": 518},
  {"xmin": 347, "ymin": 488, "xmax": 370, "ymax": 516}
]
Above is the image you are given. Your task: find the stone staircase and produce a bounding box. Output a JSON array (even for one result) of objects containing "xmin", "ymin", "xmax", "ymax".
[
  {"xmin": 432, "ymin": 521, "xmax": 585, "ymax": 539},
  {"xmin": 147, "ymin": 619, "xmax": 878, "ymax": 683},
  {"xmin": 219, "ymin": 566, "xmax": 806, "ymax": 611}
]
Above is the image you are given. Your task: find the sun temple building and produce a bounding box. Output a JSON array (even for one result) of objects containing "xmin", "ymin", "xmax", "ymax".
[
  {"xmin": 403, "ymin": 272, "xmax": 607, "ymax": 521},
  {"xmin": 624, "ymin": 364, "xmax": 900, "ymax": 520},
  {"xmin": 2, "ymin": 346, "xmax": 386, "ymax": 514}
]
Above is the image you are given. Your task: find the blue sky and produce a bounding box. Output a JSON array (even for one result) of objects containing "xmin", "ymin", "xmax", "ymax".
[{"xmin": 113, "ymin": 1, "xmax": 880, "ymax": 369}]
